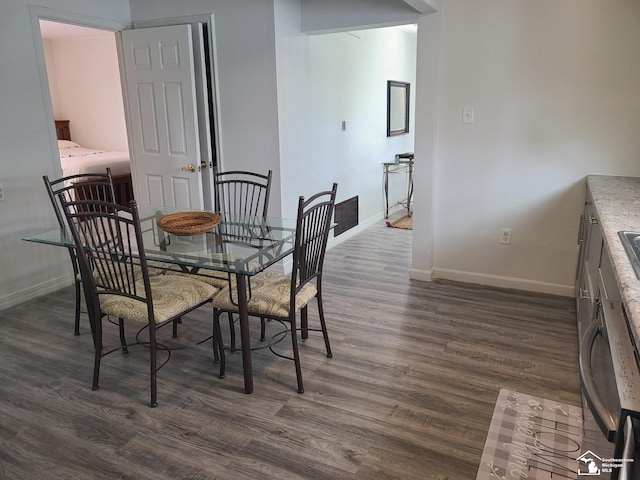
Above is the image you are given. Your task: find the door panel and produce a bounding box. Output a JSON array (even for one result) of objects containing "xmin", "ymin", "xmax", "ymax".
[
  {"xmin": 120, "ymin": 24, "xmax": 204, "ymax": 209},
  {"xmin": 146, "ymin": 175, "xmax": 164, "ymax": 206}
]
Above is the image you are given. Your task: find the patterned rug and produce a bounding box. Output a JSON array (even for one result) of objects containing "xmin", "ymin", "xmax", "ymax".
[
  {"xmin": 476, "ymin": 389, "xmax": 584, "ymax": 480},
  {"xmin": 385, "ymin": 214, "xmax": 412, "ymax": 230}
]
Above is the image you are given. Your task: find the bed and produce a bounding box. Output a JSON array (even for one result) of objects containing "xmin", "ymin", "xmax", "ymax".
[{"xmin": 55, "ymin": 120, "xmax": 134, "ymax": 207}]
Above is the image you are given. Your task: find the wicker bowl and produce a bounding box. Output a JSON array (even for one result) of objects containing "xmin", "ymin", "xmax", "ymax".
[{"xmin": 157, "ymin": 211, "xmax": 221, "ymax": 236}]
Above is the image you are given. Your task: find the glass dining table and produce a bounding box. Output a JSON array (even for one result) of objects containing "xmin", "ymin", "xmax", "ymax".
[{"xmin": 23, "ymin": 205, "xmax": 298, "ymax": 394}]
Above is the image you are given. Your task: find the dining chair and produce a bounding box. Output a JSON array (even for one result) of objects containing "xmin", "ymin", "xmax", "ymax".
[
  {"xmin": 43, "ymin": 169, "xmax": 118, "ymax": 336},
  {"xmin": 168, "ymin": 168, "xmax": 273, "ymax": 350},
  {"xmin": 212, "ymin": 183, "xmax": 338, "ymax": 393},
  {"xmin": 57, "ymin": 192, "xmax": 223, "ymax": 407},
  {"xmin": 214, "ymin": 168, "xmax": 273, "ymax": 348}
]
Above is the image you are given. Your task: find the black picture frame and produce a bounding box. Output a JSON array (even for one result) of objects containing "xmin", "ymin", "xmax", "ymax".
[{"xmin": 387, "ymin": 80, "xmax": 410, "ymax": 137}]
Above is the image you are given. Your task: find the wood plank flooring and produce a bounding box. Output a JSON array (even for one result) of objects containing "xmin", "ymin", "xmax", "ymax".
[{"xmin": 0, "ymin": 218, "xmax": 579, "ymax": 479}]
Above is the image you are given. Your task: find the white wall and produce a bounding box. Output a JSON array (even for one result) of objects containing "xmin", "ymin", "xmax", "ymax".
[
  {"xmin": 0, "ymin": 0, "xmax": 294, "ymax": 308},
  {"xmin": 129, "ymin": 0, "xmax": 284, "ymax": 217},
  {"xmin": 411, "ymin": 0, "xmax": 640, "ymax": 295},
  {"xmin": 274, "ymin": 0, "xmax": 417, "ymax": 224},
  {"xmin": 6, "ymin": 0, "xmax": 640, "ymax": 309},
  {"xmin": 42, "ymin": 40, "xmax": 62, "ymax": 117},
  {"xmin": 43, "ymin": 33, "xmax": 129, "ymax": 151},
  {"xmin": 0, "ymin": 0, "xmax": 131, "ymax": 309}
]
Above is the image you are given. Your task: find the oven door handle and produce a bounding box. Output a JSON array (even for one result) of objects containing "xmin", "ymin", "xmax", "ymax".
[{"xmin": 579, "ymin": 317, "xmax": 618, "ymax": 441}]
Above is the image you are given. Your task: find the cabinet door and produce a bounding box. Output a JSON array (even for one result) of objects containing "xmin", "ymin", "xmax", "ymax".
[
  {"xmin": 575, "ymin": 192, "xmax": 603, "ymax": 328},
  {"xmin": 585, "ymin": 204, "xmax": 603, "ymax": 297},
  {"xmin": 599, "ymin": 249, "xmax": 620, "ymax": 302}
]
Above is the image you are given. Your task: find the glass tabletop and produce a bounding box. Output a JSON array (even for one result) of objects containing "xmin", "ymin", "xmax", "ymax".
[{"xmin": 23, "ymin": 206, "xmax": 297, "ymax": 276}]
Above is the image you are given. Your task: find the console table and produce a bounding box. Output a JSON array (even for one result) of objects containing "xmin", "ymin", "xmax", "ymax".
[{"xmin": 383, "ymin": 152, "xmax": 414, "ymax": 219}]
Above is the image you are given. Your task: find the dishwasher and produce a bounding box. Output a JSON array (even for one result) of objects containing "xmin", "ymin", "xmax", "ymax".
[{"xmin": 579, "ymin": 251, "xmax": 640, "ymax": 479}]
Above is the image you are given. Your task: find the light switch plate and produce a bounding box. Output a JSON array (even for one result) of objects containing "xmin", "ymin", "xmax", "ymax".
[{"xmin": 462, "ymin": 107, "xmax": 474, "ymax": 124}]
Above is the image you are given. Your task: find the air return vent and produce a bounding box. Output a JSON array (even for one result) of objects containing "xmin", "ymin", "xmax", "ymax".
[{"xmin": 334, "ymin": 195, "xmax": 358, "ymax": 236}]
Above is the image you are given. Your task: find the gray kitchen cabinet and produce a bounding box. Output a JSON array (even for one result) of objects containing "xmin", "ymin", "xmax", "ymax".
[{"xmin": 575, "ymin": 189, "xmax": 603, "ymax": 340}]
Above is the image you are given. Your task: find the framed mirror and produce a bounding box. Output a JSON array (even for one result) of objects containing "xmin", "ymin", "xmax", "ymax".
[{"xmin": 387, "ymin": 80, "xmax": 410, "ymax": 137}]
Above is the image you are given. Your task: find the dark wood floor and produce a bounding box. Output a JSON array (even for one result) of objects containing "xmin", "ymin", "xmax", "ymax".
[{"xmin": 0, "ymin": 217, "xmax": 580, "ymax": 479}]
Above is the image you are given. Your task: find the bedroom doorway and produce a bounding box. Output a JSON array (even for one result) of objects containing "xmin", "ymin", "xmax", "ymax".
[
  {"xmin": 37, "ymin": 16, "xmax": 220, "ymax": 211},
  {"xmin": 39, "ymin": 20, "xmax": 131, "ymax": 176}
]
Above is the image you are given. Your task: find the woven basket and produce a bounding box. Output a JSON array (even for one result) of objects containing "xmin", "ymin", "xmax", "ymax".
[{"xmin": 157, "ymin": 212, "xmax": 221, "ymax": 236}]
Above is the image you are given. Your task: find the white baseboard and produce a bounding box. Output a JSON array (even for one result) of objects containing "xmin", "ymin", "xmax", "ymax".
[
  {"xmin": 409, "ymin": 267, "xmax": 434, "ymax": 282},
  {"xmin": 428, "ymin": 267, "xmax": 574, "ymax": 297},
  {"xmin": 327, "ymin": 211, "xmax": 385, "ymax": 249},
  {"xmin": 0, "ymin": 275, "xmax": 72, "ymax": 311}
]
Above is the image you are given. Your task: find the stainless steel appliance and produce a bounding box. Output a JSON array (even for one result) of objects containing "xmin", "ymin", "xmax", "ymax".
[{"xmin": 579, "ymin": 251, "xmax": 640, "ymax": 479}]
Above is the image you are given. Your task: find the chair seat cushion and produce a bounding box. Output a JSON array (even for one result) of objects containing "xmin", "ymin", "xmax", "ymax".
[
  {"xmin": 101, "ymin": 275, "xmax": 218, "ymax": 324},
  {"xmin": 167, "ymin": 269, "xmax": 229, "ymax": 289},
  {"xmin": 212, "ymin": 271, "xmax": 317, "ymax": 318}
]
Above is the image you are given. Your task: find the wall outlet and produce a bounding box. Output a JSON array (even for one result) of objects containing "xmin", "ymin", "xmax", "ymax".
[
  {"xmin": 0, "ymin": 183, "xmax": 4, "ymax": 202},
  {"xmin": 500, "ymin": 228, "xmax": 512, "ymax": 244}
]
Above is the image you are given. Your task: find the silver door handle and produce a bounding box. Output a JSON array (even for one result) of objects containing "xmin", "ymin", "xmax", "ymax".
[{"xmin": 577, "ymin": 215, "xmax": 587, "ymax": 245}]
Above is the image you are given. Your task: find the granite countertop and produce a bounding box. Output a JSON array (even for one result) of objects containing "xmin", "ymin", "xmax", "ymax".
[{"xmin": 587, "ymin": 175, "xmax": 640, "ymax": 346}]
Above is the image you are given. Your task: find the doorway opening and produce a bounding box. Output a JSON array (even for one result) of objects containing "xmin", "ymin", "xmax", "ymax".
[
  {"xmin": 37, "ymin": 17, "xmax": 220, "ymax": 211},
  {"xmin": 39, "ymin": 20, "xmax": 132, "ymax": 185}
]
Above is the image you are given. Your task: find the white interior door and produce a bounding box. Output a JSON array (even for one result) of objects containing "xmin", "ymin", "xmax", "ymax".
[{"xmin": 120, "ymin": 25, "xmax": 204, "ymax": 209}]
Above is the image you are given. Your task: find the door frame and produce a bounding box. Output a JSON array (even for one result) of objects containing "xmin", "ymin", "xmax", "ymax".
[{"xmin": 29, "ymin": 6, "xmax": 132, "ymax": 176}]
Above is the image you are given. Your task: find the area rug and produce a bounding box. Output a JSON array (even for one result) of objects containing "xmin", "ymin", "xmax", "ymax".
[
  {"xmin": 385, "ymin": 214, "xmax": 412, "ymax": 230},
  {"xmin": 476, "ymin": 389, "xmax": 584, "ymax": 480}
]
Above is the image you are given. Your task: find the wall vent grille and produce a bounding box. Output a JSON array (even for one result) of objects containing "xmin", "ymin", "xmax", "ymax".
[{"xmin": 334, "ymin": 195, "xmax": 358, "ymax": 236}]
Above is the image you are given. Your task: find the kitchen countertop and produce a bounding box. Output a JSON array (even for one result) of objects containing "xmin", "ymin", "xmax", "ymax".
[{"xmin": 587, "ymin": 175, "xmax": 640, "ymax": 346}]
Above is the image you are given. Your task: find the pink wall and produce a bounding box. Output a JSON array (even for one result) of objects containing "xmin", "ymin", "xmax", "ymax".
[{"xmin": 43, "ymin": 32, "xmax": 129, "ymax": 151}]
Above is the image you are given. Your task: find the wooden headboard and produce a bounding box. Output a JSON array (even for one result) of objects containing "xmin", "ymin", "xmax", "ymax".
[{"xmin": 55, "ymin": 120, "xmax": 71, "ymax": 141}]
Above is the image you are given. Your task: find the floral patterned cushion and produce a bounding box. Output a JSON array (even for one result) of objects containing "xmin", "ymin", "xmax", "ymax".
[
  {"xmin": 212, "ymin": 271, "xmax": 317, "ymax": 318},
  {"xmin": 146, "ymin": 260, "xmax": 174, "ymax": 276},
  {"xmin": 101, "ymin": 275, "xmax": 218, "ymax": 324},
  {"xmin": 167, "ymin": 270, "xmax": 230, "ymax": 289}
]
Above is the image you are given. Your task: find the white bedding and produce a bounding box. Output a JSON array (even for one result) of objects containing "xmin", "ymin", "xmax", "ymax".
[{"xmin": 58, "ymin": 140, "xmax": 131, "ymax": 177}]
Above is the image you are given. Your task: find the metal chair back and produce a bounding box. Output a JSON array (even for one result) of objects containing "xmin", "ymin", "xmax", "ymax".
[
  {"xmin": 290, "ymin": 183, "xmax": 338, "ymax": 299},
  {"xmin": 213, "ymin": 169, "xmax": 272, "ymax": 217},
  {"xmin": 58, "ymin": 195, "xmax": 151, "ymax": 318},
  {"xmin": 44, "ymin": 169, "xmax": 116, "ymax": 231},
  {"xmin": 43, "ymin": 169, "xmax": 117, "ymax": 335}
]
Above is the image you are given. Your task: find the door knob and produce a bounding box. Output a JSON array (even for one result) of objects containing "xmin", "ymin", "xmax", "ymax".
[{"xmin": 180, "ymin": 161, "xmax": 207, "ymax": 173}]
